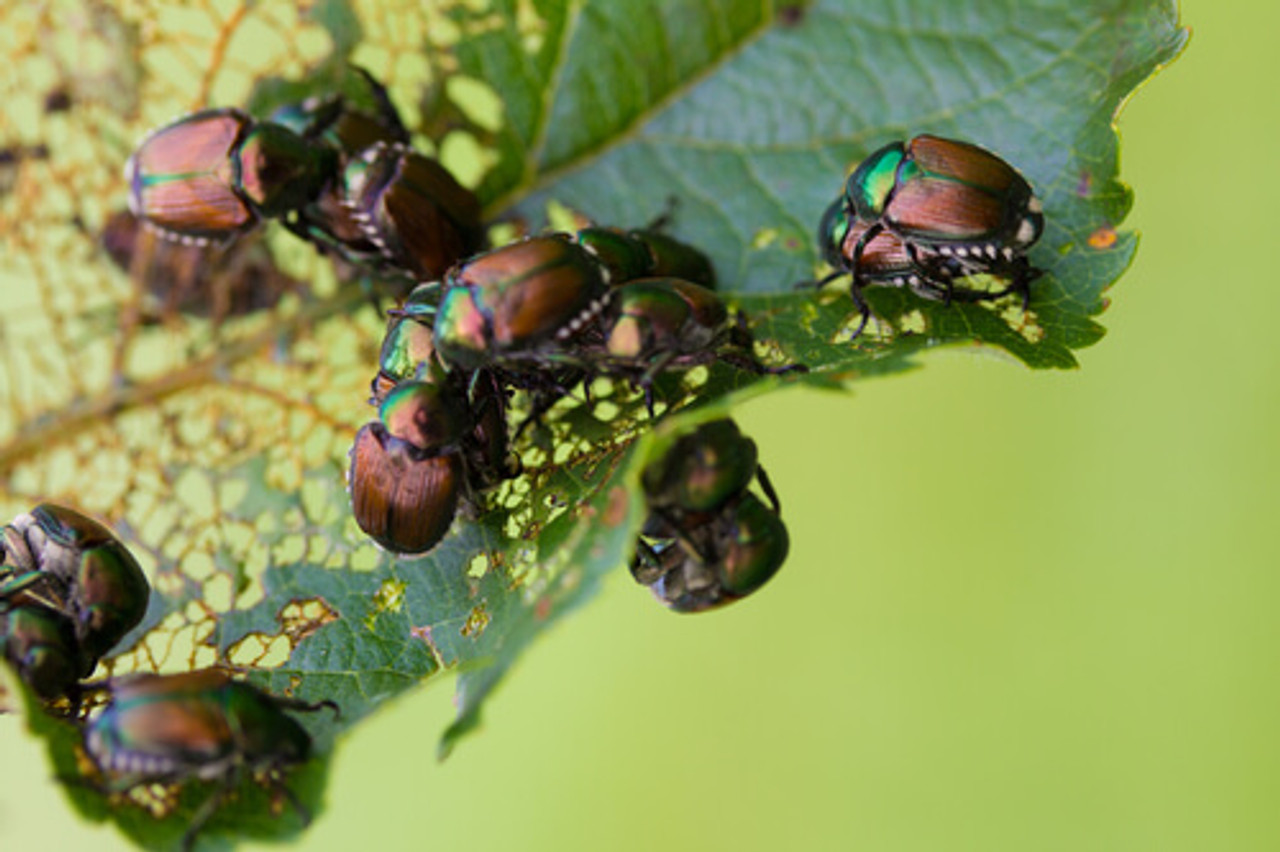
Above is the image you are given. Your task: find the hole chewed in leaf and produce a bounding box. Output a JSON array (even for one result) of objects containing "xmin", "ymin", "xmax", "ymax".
[{"xmin": 0, "ymin": 0, "xmax": 1187, "ymax": 847}]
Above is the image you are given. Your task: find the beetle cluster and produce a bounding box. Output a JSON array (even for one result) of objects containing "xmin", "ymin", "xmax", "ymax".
[
  {"xmin": 817, "ymin": 134, "xmax": 1045, "ymax": 337},
  {"xmin": 633, "ymin": 419, "xmax": 788, "ymax": 613},
  {"xmin": 347, "ymin": 228, "xmax": 805, "ymax": 559},
  {"xmin": 0, "ymin": 504, "xmax": 150, "ymax": 705},
  {"xmin": 125, "ymin": 66, "xmax": 483, "ymax": 289},
  {"xmin": 0, "ymin": 503, "xmax": 337, "ymax": 852}
]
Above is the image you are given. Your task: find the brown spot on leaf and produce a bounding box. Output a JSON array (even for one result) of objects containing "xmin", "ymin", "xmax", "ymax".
[
  {"xmin": 1088, "ymin": 225, "xmax": 1118, "ymax": 249},
  {"xmin": 535, "ymin": 596, "xmax": 552, "ymax": 621},
  {"xmin": 603, "ymin": 486, "xmax": 629, "ymax": 527}
]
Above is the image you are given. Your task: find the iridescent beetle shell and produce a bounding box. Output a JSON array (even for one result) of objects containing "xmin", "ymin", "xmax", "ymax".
[
  {"xmin": 822, "ymin": 134, "xmax": 1045, "ymax": 336},
  {"xmin": 640, "ymin": 419, "xmax": 759, "ymax": 516},
  {"xmin": 575, "ymin": 227, "xmax": 716, "ymax": 289},
  {"xmin": 434, "ymin": 236, "xmax": 610, "ymax": 373},
  {"xmin": 819, "ymin": 198, "xmax": 959, "ymax": 302},
  {"xmin": 86, "ymin": 670, "xmax": 314, "ymax": 780},
  {"xmin": 344, "ymin": 142, "xmax": 485, "ymax": 281},
  {"xmin": 631, "ymin": 418, "xmax": 788, "ymax": 613},
  {"xmin": 712, "ymin": 492, "xmax": 789, "ymax": 599},
  {"xmin": 371, "ymin": 312, "xmax": 439, "ymax": 404},
  {"xmin": 0, "ymin": 604, "xmax": 84, "ymax": 701},
  {"xmin": 84, "ymin": 669, "xmax": 334, "ymax": 850},
  {"xmin": 0, "ymin": 504, "xmax": 149, "ymax": 684},
  {"xmin": 348, "ymin": 382, "xmax": 469, "ymax": 555},
  {"xmin": 101, "ymin": 208, "xmax": 299, "ymax": 323},
  {"xmin": 25, "ymin": 504, "xmax": 150, "ymax": 661},
  {"xmin": 637, "ymin": 493, "xmax": 789, "ymax": 614},
  {"xmin": 847, "ymin": 135, "xmax": 1043, "ymax": 254},
  {"xmin": 370, "ymin": 282, "xmax": 443, "ymax": 404},
  {"xmin": 348, "ymin": 425, "xmax": 461, "ymax": 555},
  {"xmin": 603, "ymin": 278, "xmax": 729, "ymax": 363},
  {"xmin": 126, "ymin": 108, "xmax": 336, "ymax": 244},
  {"xmin": 600, "ymin": 278, "xmax": 805, "ymax": 413},
  {"xmin": 271, "ymin": 69, "xmax": 415, "ymax": 264}
]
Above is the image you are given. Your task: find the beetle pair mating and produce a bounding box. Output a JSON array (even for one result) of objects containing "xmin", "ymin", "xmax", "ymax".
[
  {"xmin": 632, "ymin": 419, "xmax": 789, "ymax": 613},
  {"xmin": 0, "ymin": 504, "xmax": 150, "ymax": 705},
  {"xmin": 348, "ymin": 230, "xmax": 804, "ymax": 557},
  {"xmin": 125, "ymin": 66, "xmax": 484, "ymax": 287},
  {"xmin": 816, "ymin": 134, "xmax": 1046, "ymax": 338}
]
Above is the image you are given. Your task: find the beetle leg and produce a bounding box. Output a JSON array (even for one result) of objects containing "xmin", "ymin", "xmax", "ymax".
[
  {"xmin": 0, "ymin": 569, "xmax": 44, "ymax": 603},
  {"xmin": 754, "ymin": 464, "xmax": 783, "ymax": 517},
  {"xmin": 349, "ymin": 64, "xmax": 412, "ymax": 144},
  {"xmin": 637, "ymin": 351, "xmax": 678, "ymax": 417},
  {"xmin": 1002, "ymin": 257, "xmax": 1041, "ymax": 310},
  {"xmin": 276, "ymin": 777, "xmax": 314, "ymax": 827},
  {"xmin": 631, "ymin": 539, "xmax": 667, "ymax": 586},
  {"xmin": 643, "ymin": 195, "xmax": 679, "ymax": 232},
  {"xmin": 905, "ymin": 241, "xmax": 957, "ymax": 305},
  {"xmin": 272, "ymin": 696, "xmax": 341, "ymax": 720},
  {"xmin": 843, "ymin": 220, "xmax": 888, "ymax": 338},
  {"xmin": 182, "ymin": 772, "xmax": 239, "ymax": 852},
  {"xmin": 794, "ymin": 268, "xmax": 847, "ymax": 292}
]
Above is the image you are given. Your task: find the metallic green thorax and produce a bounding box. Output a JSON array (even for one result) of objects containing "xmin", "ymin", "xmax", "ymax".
[
  {"xmin": 434, "ymin": 237, "xmax": 607, "ymax": 371},
  {"xmin": 847, "ymin": 142, "xmax": 905, "ymax": 218},
  {"xmin": 378, "ymin": 315, "xmax": 437, "ymax": 385},
  {"xmin": 576, "ymin": 228, "xmax": 716, "ymax": 289},
  {"xmin": 235, "ymin": 123, "xmax": 336, "ymax": 217},
  {"xmin": 378, "ymin": 381, "xmax": 470, "ymax": 452},
  {"xmin": 818, "ymin": 198, "xmax": 852, "ymax": 269},
  {"xmin": 434, "ymin": 286, "xmax": 491, "ymax": 370}
]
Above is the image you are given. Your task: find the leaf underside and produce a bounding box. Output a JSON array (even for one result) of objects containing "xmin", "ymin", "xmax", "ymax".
[{"xmin": 0, "ymin": 0, "xmax": 1185, "ymax": 849}]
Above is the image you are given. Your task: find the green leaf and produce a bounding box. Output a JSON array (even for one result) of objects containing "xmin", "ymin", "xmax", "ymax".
[{"xmin": 0, "ymin": 0, "xmax": 1184, "ymax": 849}]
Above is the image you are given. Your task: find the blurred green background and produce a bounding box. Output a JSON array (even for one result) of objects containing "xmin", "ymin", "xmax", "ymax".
[{"xmin": 5, "ymin": 0, "xmax": 1279, "ymax": 849}]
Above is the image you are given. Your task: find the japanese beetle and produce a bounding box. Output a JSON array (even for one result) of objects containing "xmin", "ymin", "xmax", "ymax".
[
  {"xmin": 125, "ymin": 108, "xmax": 337, "ymax": 244},
  {"xmin": 823, "ymin": 134, "xmax": 1044, "ymax": 336},
  {"xmin": 270, "ymin": 68, "xmax": 422, "ymax": 271},
  {"xmin": 640, "ymin": 418, "xmax": 761, "ymax": 516},
  {"xmin": 342, "ymin": 141, "xmax": 485, "ymax": 282},
  {"xmin": 0, "ymin": 603, "xmax": 85, "ymax": 702},
  {"xmin": 575, "ymin": 227, "xmax": 716, "ymax": 289},
  {"xmin": 819, "ymin": 198, "xmax": 950, "ymax": 299},
  {"xmin": 348, "ymin": 378, "xmax": 514, "ymax": 555},
  {"xmin": 1, "ymin": 504, "xmax": 149, "ymax": 665},
  {"xmin": 598, "ymin": 278, "xmax": 805, "ymax": 413},
  {"xmin": 84, "ymin": 669, "xmax": 337, "ymax": 852},
  {"xmin": 370, "ymin": 284, "xmax": 443, "ymax": 404},
  {"xmin": 635, "ymin": 493, "xmax": 789, "ymax": 614},
  {"xmin": 631, "ymin": 419, "xmax": 788, "ymax": 613},
  {"xmin": 269, "ymin": 66, "xmax": 410, "ymax": 156},
  {"xmin": 101, "ymin": 209, "xmax": 300, "ymax": 324},
  {"xmin": 434, "ymin": 236, "xmax": 610, "ymax": 374}
]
